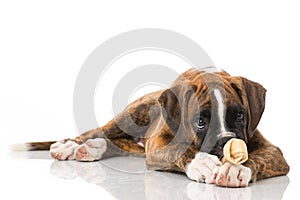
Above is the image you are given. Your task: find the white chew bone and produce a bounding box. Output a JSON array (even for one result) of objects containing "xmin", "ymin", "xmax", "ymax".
[{"xmin": 221, "ymin": 138, "xmax": 248, "ymax": 165}]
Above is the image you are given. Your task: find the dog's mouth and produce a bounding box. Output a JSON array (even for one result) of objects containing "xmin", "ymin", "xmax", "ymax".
[
  {"xmin": 208, "ymin": 136, "xmax": 237, "ymax": 159},
  {"xmin": 209, "ymin": 146, "xmax": 224, "ymax": 159},
  {"xmin": 209, "ymin": 138, "xmax": 249, "ymax": 164}
]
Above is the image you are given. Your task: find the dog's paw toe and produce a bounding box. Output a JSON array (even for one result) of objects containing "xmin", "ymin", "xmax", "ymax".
[
  {"xmin": 216, "ymin": 162, "xmax": 251, "ymax": 187},
  {"xmin": 186, "ymin": 152, "xmax": 222, "ymax": 183}
]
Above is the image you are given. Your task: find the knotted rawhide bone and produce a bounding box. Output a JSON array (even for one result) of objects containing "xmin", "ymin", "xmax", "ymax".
[{"xmin": 221, "ymin": 138, "xmax": 248, "ymax": 165}]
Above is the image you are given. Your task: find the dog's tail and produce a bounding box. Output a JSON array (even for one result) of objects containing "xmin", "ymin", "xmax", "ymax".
[{"xmin": 9, "ymin": 141, "xmax": 57, "ymax": 151}]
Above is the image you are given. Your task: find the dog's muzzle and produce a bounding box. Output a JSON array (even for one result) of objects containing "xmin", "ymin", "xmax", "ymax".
[
  {"xmin": 207, "ymin": 132, "xmax": 238, "ymax": 158},
  {"xmin": 217, "ymin": 132, "xmax": 236, "ymax": 146}
]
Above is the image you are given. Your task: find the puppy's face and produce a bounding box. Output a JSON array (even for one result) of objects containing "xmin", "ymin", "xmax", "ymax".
[
  {"xmin": 187, "ymin": 73, "xmax": 266, "ymax": 158},
  {"xmin": 190, "ymin": 87, "xmax": 248, "ymax": 158},
  {"xmin": 159, "ymin": 71, "xmax": 266, "ymax": 159}
]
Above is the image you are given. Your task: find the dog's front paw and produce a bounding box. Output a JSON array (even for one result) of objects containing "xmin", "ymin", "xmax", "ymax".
[
  {"xmin": 215, "ymin": 162, "xmax": 252, "ymax": 187},
  {"xmin": 186, "ymin": 152, "xmax": 222, "ymax": 183}
]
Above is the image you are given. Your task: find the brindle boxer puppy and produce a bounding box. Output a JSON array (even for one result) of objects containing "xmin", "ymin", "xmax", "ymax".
[{"xmin": 22, "ymin": 68, "xmax": 289, "ymax": 187}]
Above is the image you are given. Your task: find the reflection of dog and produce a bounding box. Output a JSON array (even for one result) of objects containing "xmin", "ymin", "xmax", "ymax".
[
  {"xmin": 21, "ymin": 68, "xmax": 289, "ymax": 187},
  {"xmin": 50, "ymin": 158, "xmax": 290, "ymax": 200}
]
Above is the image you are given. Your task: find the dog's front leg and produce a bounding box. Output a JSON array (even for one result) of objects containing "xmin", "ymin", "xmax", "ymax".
[
  {"xmin": 243, "ymin": 130, "xmax": 290, "ymax": 181},
  {"xmin": 145, "ymin": 127, "xmax": 221, "ymax": 184}
]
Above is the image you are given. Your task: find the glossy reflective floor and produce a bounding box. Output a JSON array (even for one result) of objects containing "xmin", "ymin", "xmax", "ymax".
[{"xmin": 3, "ymin": 150, "xmax": 293, "ymax": 200}]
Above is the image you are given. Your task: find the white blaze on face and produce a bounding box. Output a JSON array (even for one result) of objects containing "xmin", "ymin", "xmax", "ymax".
[{"xmin": 213, "ymin": 89, "xmax": 226, "ymax": 133}]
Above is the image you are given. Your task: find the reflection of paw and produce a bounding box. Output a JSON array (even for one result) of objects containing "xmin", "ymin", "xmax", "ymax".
[
  {"xmin": 215, "ymin": 162, "xmax": 251, "ymax": 187},
  {"xmin": 50, "ymin": 160, "xmax": 106, "ymax": 184},
  {"xmin": 186, "ymin": 153, "xmax": 222, "ymax": 183},
  {"xmin": 187, "ymin": 181, "xmax": 252, "ymax": 200},
  {"xmin": 50, "ymin": 160, "xmax": 77, "ymax": 179},
  {"xmin": 75, "ymin": 138, "xmax": 107, "ymax": 161},
  {"xmin": 50, "ymin": 140, "xmax": 79, "ymax": 160},
  {"xmin": 75, "ymin": 162, "xmax": 106, "ymax": 183},
  {"xmin": 187, "ymin": 182, "xmax": 216, "ymax": 200},
  {"xmin": 144, "ymin": 172, "xmax": 189, "ymax": 200}
]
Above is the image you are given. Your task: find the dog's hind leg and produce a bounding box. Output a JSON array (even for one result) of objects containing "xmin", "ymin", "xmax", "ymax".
[
  {"xmin": 73, "ymin": 137, "xmax": 145, "ymax": 161},
  {"xmin": 50, "ymin": 90, "xmax": 162, "ymax": 161}
]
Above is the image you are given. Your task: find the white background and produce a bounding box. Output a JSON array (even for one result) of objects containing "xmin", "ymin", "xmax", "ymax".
[{"xmin": 1, "ymin": 0, "xmax": 299, "ymax": 199}]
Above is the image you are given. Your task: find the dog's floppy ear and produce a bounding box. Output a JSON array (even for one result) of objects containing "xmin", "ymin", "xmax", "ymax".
[
  {"xmin": 231, "ymin": 77, "xmax": 266, "ymax": 138},
  {"xmin": 158, "ymin": 82, "xmax": 197, "ymax": 135}
]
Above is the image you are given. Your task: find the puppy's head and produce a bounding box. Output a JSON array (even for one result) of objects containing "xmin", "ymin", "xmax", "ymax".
[{"xmin": 158, "ymin": 70, "xmax": 266, "ymax": 158}]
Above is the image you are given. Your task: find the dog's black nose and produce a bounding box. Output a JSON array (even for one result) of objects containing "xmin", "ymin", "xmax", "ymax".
[
  {"xmin": 217, "ymin": 137, "xmax": 233, "ymax": 147},
  {"xmin": 216, "ymin": 132, "xmax": 237, "ymax": 147}
]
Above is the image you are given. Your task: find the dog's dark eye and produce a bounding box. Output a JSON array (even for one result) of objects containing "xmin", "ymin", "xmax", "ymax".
[
  {"xmin": 197, "ymin": 117, "xmax": 206, "ymax": 129},
  {"xmin": 237, "ymin": 111, "xmax": 244, "ymax": 122}
]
